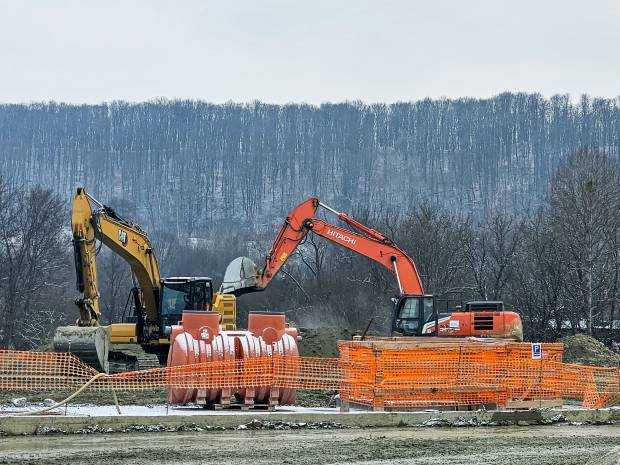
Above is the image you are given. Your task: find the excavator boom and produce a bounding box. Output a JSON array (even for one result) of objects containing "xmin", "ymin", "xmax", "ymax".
[
  {"xmin": 55, "ymin": 187, "xmax": 164, "ymax": 372},
  {"xmin": 223, "ymin": 196, "xmax": 523, "ymax": 341},
  {"xmin": 71, "ymin": 188, "xmax": 162, "ymax": 328},
  {"xmin": 222, "ymin": 197, "xmax": 424, "ymax": 295},
  {"xmin": 222, "ymin": 197, "xmax": 424, "ymax": 296}
]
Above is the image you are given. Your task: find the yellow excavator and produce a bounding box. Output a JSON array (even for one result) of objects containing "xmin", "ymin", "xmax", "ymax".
[{"xmin": 53, "ymin": 187, "xmax": 236, "ymax": 373}]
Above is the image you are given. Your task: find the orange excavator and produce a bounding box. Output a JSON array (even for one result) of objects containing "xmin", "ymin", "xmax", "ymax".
[{"xmin": 222, "ymin": 197, "xmax": 523, "ymax": 341}]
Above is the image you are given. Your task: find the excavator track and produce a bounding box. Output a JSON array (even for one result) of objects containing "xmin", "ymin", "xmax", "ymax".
[{"xmin": 108, "ymin": 344, "xmax": 162, "ymax": 373}]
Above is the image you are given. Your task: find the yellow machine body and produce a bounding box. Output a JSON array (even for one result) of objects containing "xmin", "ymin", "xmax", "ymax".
[
  {"xmin": 54, "ymin": 187, "xmax": 237, "ymax": 372},
  {"xmin": 213, "ymin": 292, "xmax": 237, "ymax": 330},
  {"xmin": 109, "ymin": 323, "xmax": 139, "ymax": 344}
]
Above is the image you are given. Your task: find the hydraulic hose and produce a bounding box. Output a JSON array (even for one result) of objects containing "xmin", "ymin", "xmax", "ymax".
[{"xmin": 6, "ymin": 372, "xmax": 122, "ymax": 417}]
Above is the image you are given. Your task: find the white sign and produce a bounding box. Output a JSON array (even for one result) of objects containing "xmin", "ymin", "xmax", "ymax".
[
  {"xmin": 449, "ymin": 320, "xmax": 460, "ymax": 329},
  {"xmin": 531, "ymin": 343, "xmax": 542, "ymax": 360},
  {"xmin": 118, "ymin": 229, "xmax": 128, "ymax": 246}
]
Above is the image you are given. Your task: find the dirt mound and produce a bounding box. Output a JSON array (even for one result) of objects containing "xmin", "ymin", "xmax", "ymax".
[
  {"xmin": 297, "ymin": 327, "xmax": 357, "ymax": 357},
  {"xmin": 562, "ymin": 334, "xmax": 619, "ymax": 366}
]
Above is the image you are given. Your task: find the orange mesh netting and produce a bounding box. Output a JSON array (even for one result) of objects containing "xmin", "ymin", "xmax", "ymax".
[
  {"xmin": 0, "ymin": 350, "xmax": 98, "ymax": 391},
  {"xmin": 0, "ymin": 340, "xmax": 618, "ymax": 409},
  {"xmin": 338, "ymin": 339, "xmax": 618, "ymax": 409}
]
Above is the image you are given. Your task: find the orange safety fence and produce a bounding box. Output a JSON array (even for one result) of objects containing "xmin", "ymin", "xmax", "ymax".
[
  {"xmin": 0, "ymin": 342, "xmax": 618, "ymax": 409},
  {"xmin": 0, "ymin": 350, "xmax": 98, "ymax": 391},
  {"xmin": 0, "ymin": 350, "xmax": 342, "ymax": 392},
  {"xmin": 338, "ymin": 339, "xmax": 619, "ymax": 409}
]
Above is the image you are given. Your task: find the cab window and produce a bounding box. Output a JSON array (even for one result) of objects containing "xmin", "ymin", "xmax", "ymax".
[
  {"xmin": 161, "ymin": 281, "xmax": 211, "ymax": 315},
  {"xmin": 423, "ymin": 298, "xmax": 434, "ymax": 323},
  {"xmin": 399, "ymin": 298, "xmax": 419, "ymax": 319},
  {"xmin": 161, "ymin": 283, "xmax": 190, "ymax": 315}
]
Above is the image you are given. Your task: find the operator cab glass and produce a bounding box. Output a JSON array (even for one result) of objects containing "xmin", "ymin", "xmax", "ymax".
[
  {"xmin": 392, "ymin": 295, "xmax": 435, "ymax": 336},
  {"xmin": 160, "ymin": 278, "xmax": 213, "ymax": 327}
]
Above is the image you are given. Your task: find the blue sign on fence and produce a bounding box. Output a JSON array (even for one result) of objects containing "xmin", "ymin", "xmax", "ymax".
[{"xmin": 531, "ymin": 343, "xmax": 542, "ymax": 360}]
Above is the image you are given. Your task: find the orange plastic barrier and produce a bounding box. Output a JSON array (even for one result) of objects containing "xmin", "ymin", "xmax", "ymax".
[
  {"xmin": 0, "ymin": 340, "xmax": 618, "ymax": 410},
  {"xmin": 0, "ymin": 350, "xmax": 98, "ymax": 391},
  {"xmin": 0, "ymin": 350, "xmax": 341, "ymax": 393},
  {"xmin": 338, "ymin": 338, "xmax": 618, "ymax": 410}
]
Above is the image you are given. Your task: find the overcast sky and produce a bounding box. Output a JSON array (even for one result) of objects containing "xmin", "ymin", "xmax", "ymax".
[{"xmin": 1, "ymin": 0, "xmax": 618, "ymax": 104}]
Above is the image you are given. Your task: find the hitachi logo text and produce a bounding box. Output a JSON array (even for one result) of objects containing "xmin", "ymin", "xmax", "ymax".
[{"xmin": 326, "ymin": 229, "xmax": 356, "ymax": 245}]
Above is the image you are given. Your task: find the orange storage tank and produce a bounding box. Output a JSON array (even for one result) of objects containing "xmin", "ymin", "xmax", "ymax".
[
  {"xmin": 166, "ymin": 311, "xmax": 300, "ymax": 408},
  {"xmin": 248, "ymin": 312, "xmax": 299, "ymax": 405},
  {"xmin": 167, "ymin": 311, "xmax": 236, "ymax": 405}
]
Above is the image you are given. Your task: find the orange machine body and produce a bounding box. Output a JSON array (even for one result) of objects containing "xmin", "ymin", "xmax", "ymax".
[{"xmin": 422, "ymin": 310, "xmax": 523, "ymax": 340}]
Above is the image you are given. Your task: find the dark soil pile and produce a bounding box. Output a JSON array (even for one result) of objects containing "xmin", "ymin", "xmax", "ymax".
[
  {"xmin": 562, "ymin": 334, "xmax": 619, "ymax": 366},
  {"xmin": 297, "ymin": 327, "xmax": 357, "ymax": 357},
  {"xmin": 294, "ymin": 390, "xmax": 336, "ymax": 407}
]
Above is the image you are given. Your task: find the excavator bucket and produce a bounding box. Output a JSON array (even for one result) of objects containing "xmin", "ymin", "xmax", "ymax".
[
  {"xmin": 53, "ymin": 325, "xmax": 110, "ymax": 373},
  {"xmin": 220, "ymin": 256, "xmax": 261, "ymax": 295}
]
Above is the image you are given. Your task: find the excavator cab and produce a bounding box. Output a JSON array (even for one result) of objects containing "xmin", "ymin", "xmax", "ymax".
[
  {"xmin": 391, "ymin": 295, "xmax": 436, "ymax": 336},
  {"xmin": 160, "ymin": 277, "xmax": 213, "ymax": 329}
]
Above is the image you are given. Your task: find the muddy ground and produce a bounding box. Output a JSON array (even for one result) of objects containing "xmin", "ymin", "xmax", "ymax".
[
  {"xmin": 1, "ymin": 425, "xmax": 618, "ymax": 465},
  {"xmin": 0, "ymin": 389, "xmax": 333, "ymax": 408}
]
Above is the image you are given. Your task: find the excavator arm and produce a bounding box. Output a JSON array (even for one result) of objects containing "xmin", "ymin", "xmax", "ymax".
[
  {"xmin": 71, "ymin": 189, "xmax": 101, "ymax": 325},
  {"xmin": 222, "ymin": 197, "xmax": 523, "ymax": 341},
  {"xmin": 57, "ymin": 187, "xmax": 238, "ymax": 372},
  {"xmin": 55, "ymin": 187, "xmax": 163, "ymax": 372},
  {"xmin": 72, "ymin": 187, "xmax": 161, "ymax": 329},
  {"xmin": 222, "ymin": 197, "xmax": 424, "ymax": 296}
]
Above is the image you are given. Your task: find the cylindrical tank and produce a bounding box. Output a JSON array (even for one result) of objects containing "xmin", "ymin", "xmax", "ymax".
[
  {"xmin": 167, "ymin": 311, "xmax": 300, "ymax": 408},
  {"xmin": 167, "ymin": 311, "xmax": 236, "ymax": 404},
  {"xmin": 247, "ymin": 312, "xmax": 300, "ymax": 405}
]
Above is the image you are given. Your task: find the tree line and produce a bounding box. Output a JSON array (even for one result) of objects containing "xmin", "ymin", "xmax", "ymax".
[
  {"xmin": 0, "ymin": 149, "xmax": 618, "ymax": 349},
  {"xmin": 238, "ymin": 150, "xmax": 619, "ymax": 343},
  {"xmin": 0, "ymin": 94, "xmax": 618, "ymax": 238}
]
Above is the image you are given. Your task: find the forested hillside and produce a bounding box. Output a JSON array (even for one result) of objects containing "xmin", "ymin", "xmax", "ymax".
[
  {"xmin": 0, "ymin": 94, "xmax": 619, "ymax": 348},
  {"xmin": 1, "ymin": 93, "xmax": 618, "ymax": 235}
]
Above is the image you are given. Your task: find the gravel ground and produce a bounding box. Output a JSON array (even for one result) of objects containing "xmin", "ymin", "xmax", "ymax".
[{"xmin": 1, "ymin": 425, "xmax": 618, "ymax": 465}]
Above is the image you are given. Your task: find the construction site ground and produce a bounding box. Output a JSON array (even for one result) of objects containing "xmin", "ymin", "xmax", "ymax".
[
  {"xmin": 1, "ymin": 401, "xmax": 619, "ymax": 432},
  {"xmin": 1, "ymin": 423, "xmax": 618, "ymax": 465},
  {"xmin": 2, "ymin": 331, "xmax": 618, "ymax": 463}
]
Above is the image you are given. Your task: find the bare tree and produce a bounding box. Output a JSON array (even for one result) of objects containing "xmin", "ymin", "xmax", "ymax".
[
  {"xmin": 392, "ymin": 205, "xmax": 473, "ymax": 297},
  {"xmin": 0, "ymin": 182, "xmax": 71, "ymax": 349},
  {"xmin": 467, "ymin": 213, "xmax": 525, "ymax": 301},
  {"xmin": 548, "ymin": 150, "xmax": 620, "ymax": 334},
  {"xmin": 509, "ymin": 210, "xmax": 566, "ymax": 340},
  {"xmin": 294, "ymin": 233, "xmax": 327, "ymax": 286}
]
